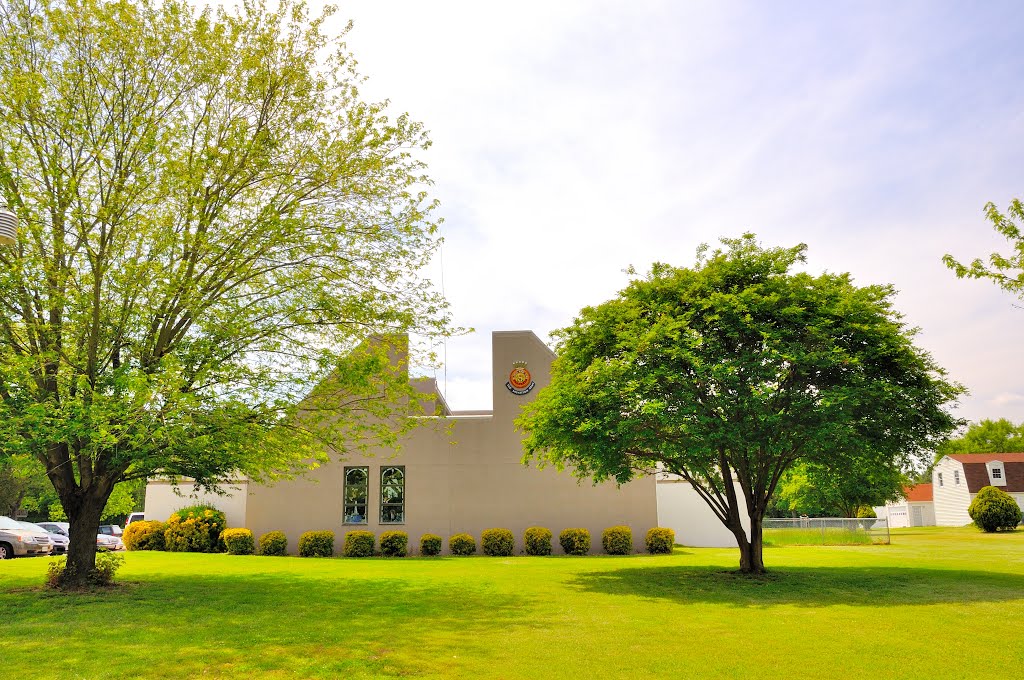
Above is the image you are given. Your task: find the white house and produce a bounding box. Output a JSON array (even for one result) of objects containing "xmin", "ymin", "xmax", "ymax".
[
  {"xmin": 932, "ymin": 453, "xmax": 1024, "ymax": 526},
  {"xmin": 877, "ymin": 483, "xmax": 935, "ymax": 528}
]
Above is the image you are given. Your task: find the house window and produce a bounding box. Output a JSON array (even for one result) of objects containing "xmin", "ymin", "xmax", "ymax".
[
  {"xmin": 938, "ymin": 472, "xmax": 943, "ymax": 487},
  {"xmin": 954, "ymin": 470, "xmax": 960, "ymax": 485},
  {"xmin": 380, "ymin": 466, "xmax": 405, "ymax": 524},
  {"xmin": 992, "ymin": 467, "xmax": 1003, "ymax": 479},
  {"xmin": 343, "ymin": 467, "xmax": 369, "ymax": 524}
]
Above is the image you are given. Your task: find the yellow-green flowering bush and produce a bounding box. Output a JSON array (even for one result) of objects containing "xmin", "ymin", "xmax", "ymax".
[
  {"xmin": 602, "ymin": 526, "xmax": 632, "ymax": 555},
  {"xmin": 645, "ymin": 527, "xmax": 675, "ymax": 554},
  {"xmin": 298, "ymin": 530, "xmax": 335, "ymax": 557},
  {"xmin": 449, "ymin": 533, "xmax": 476, "ymax": 556},
  {"xmin": 259, "ymin": 531, "xmax": 288, "ymax": 556},
  {"xmin": 524, "ymin": 527, "xmax": 552, "ymax": 556},
  {"xmin": 559, "ymin": 528, "xmax": 590, "ymax": 556},
  {"xmin": 123, "ymin": 520, "xmax": 166, "ymax": 551},
  {"xmin": 343, "ymin": 530, "xmax": 374, "ymax": 557},
  {"xmin": 481, "ymin": 528, "xmax": 515, "ymax": 556},
  {"xmin": 164, "ymin": 505, "xmax": 226, "ymax": 553},
  {"xmin": 379, "ymin": 530, "xmax": 408, "ymax": 557},
  {"xmin": 221, "ymin": 528, "xmax": 255, "ymax": 555},
  {"xmin": 419, "ymin": 533, "xmax": 441, "ymax": 556}
]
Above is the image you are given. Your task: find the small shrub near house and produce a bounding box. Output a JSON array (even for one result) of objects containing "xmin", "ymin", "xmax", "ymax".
[
  {"xmin": 969, "ymin": 486, "xmax": 1023, "ymax": 532},
  {"xmin": 46, "ymin": 552, "xmax": 124, "ymax": 589},
  {"xmin": 259, "ymin": 531, "xmax": 288, "ymax": 556},
  {"xmin": 221, "ymin": 528, "xmax": 255, "ymax": 555},
  {"xmin": 481, "ymin": 528, "xmax": 515, "ymax": 557},
  {"xmin": 449, "ymin": 533, "xmax": 476, "ymax": 556},
  {"xmin": 298, "ymin": 531, "xmax": 335, "ymax": 557},
  {"xmin": 164, "ymin": 505, "xmax": 227, "ymax": 552},
  {"xmin": 380, "ymin": 530, "xmax": 409, "ymax": 557},
  {"xmin": 344, "ymin": 530, "xmax": 375, "ymax": 557},
  {"xmin": 419, "ymin": 533, "xmax": 442, "ymax": 556},
  {"xmin": 602, "ymin": 526, "xmax": 632, "ymax": 555},
  {"xmin": 559, "ymin": 528, "xmax": 590, "ymax": 556},
  {"xmin": 524, "ymin": 527, "xmax": 552, "ymax": 556},
  {"xmin": 123, "ymin": 520, "xmax": 166, "ymax": 551},
  {"xmin": 645, "ymin": 527, "xmax": 675, "ymax": 554},
  {"xmin": 856, "ymin": 506, "xmax": 877, "ymax": 518}
]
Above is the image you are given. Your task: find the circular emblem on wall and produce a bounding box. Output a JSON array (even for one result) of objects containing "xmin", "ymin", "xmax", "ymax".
[{"xmin": 506, "ymin": 361, "xmax": 536, "ymax": 395}]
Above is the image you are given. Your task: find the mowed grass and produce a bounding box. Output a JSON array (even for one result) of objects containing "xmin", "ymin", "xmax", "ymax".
[{"xmin": 3, "ymin": 527, "xmax": 1024, "ymax": 679}]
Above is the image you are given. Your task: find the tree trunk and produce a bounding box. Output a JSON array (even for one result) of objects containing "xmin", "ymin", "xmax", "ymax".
[
  {"xmin": 742, "ymin": 517, "xmax": 765, "ymax": 574},
  {"xmin": 58, "ymin": 493, "xmax": 106, "ymax": 588}
]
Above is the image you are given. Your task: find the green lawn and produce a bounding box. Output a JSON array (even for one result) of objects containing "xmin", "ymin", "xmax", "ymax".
[{"xmin": 3, "ymin": 526, "xmax": 1023, "ymax": 678}]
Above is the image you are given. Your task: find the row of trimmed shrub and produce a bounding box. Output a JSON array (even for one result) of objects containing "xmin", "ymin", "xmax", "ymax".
[
  {"xmin": 123, "ymin": 507, "xmax": 676, "ymax": 557},
  {"xmin": 276, "ymin": 526, "xmax": 675, "ymax": 557}
]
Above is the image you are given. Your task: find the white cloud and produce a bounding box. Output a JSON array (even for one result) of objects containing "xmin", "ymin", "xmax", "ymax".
[{"xmin": 316, "ymin": 1, "xmax": 1024, "ymax": 419}]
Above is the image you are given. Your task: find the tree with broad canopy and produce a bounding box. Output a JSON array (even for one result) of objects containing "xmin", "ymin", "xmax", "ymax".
[
  {"xmin": 0, "ymin": 0, "xmax": 452, "ymax": 586},
  {"xmin": 517, "ymin": 235, "xmax": 962, "ymax": 574}
]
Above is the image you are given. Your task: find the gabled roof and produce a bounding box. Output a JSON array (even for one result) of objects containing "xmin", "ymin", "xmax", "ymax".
[
  {"xmin": 946, "ymin": 453, "xmax": 1024, "ymax": 464},
  {"xmin": 943, "ymin": 454, "xmax": 1024, "ymax": 493},
  {"xmin": 903, "ymin": 483, "xmax": 933, "ymax": 502}
]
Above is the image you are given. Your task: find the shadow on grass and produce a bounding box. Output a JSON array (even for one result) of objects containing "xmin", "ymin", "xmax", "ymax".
[
  {"xmin": 3, "ymin": 572, "xmax": 543, "ymax": 677},
  {"xmin": 566, "ymin": 565, "xmax": 1024, "ymax": 608}
]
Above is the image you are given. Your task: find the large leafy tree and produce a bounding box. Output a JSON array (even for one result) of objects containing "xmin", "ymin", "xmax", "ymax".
[
  {"xmin": 518, "ymin": 235, "xmax": 962, "ymax": 574},
  {"xmin": 937, "ymin": 419, "xmax": 1024, "ymax": 457},
  {"xmin": 0, "ymin": 0, "xmax": 451, "ymax": 585},
  {"xmin": 772, "ymin": 459, "xmax": 908, "ymax": 518},
  {"xmin": 943, "ymin": 198, "xmax": 1024, "ymax": 299}
]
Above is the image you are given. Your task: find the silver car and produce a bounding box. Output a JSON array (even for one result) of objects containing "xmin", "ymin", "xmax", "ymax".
[
  {"xmin": 37, "ymin": 521, "xmax": 123, "ymax": 551},
  {"xmin": 0, "ymin": 515, "xmax": 54, "ymax": 558},
  {"xmin": 21, "ymin": 521, "xmax": 69, "ymax": 554}
]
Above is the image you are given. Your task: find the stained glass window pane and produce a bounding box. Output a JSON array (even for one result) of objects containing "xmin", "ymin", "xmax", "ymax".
[
  {"xmin": 343, "ymin": 466, "xmax": 368, "ymax": 524},
  {"xmin": 380, "ymin": 466, "xmax": 405, "ymax": 524}
]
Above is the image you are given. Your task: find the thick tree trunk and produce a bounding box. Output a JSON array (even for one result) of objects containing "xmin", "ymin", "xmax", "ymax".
[
  {"xmin": 742, "ymin": 518, "xmax": 765, "ymax": 574},
  {"xmin": 726, "ymin": 514, "xmax": 766, "ymax": 574},
  {"xmin": 58, "ymin": 493, "xmax": 106, "ymax": 588}
]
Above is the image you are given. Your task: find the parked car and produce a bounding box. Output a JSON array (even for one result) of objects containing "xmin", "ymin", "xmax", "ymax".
[
  {"xmin": 20, "ymin": 521, "xmax": 68, "ymax": 554},
  {"xmin": 0, "ymin": 515, "xmax": 53, "ymax": 559},
  {"xmin": 36, "ymin": 521, "xmax": 123, "ymax": 551},
  {"xmin": 98, "ymin": 524, "xmax": 123, "ymax": 538},
  {"xmin": 125, "ymin": 512, "xmax": 145, "ymax": 527}
]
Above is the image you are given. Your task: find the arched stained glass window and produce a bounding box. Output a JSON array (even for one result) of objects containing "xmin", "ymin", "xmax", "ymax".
[
  {"xmin": 343, "ymin": 467, "xmax": 368, "ymax": 524},
  {"xmin": 380, "ymin": 466, "xmax": 405, "ymax": 524}
]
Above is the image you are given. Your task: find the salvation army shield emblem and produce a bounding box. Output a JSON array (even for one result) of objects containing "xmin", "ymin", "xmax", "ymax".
[{"xmin": 506, "ymin": 361, "xmax": 536, "ymax": 395}]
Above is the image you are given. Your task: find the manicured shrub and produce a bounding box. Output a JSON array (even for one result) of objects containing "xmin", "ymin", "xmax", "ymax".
[
  {"xmin": 559, "ymin": 528, "xmax": 591, "ymax": 556},
  {"xmin": 481, "ymin": 528, "xmax": 515, "ymax": 557},
  {"xmin": 449, "ymin": 533, "xmax": 476, "ymax": 556},
  {"xmin": 645, "ymin": 527, "xmax": 675, "ymax": 554},
  {"xmin": 344, "ymin": 530, "xmax": 375, "ymax": 557},
  {"xmin": 123, "ymin": 520, "xmax": 166, "ymax": 551},
  {"xmin": 221, "ymin": 528, "xmax": 255, "ymax": 555},
  {"xmin": 524, "ymin": 526, "xmax": 552, "ymax": 556},
  {"xmin": 46, "ymin": 552, "xmax": 124, "ymax": 589},
  {"xmin": 602, "ymin": 526, "xmax": 632, "ymax": 555},
  {"xmin": 298, "ymin": 530, "xmax": 335, "ymax": 557},
  {"xmin": 259, "ymin": 531, "xmax": 288, "ymax": 556},
  {"xmin": 163, "ymin": 505, "xmax": 226, "ymax": 553},
  {"xmin": 419, "ymin": 533, "xmax": 442, "ymax": 556},
  {"xmin": 856, "ymin": 506, "xmax": 877, "ymax": 518},
  {"xmin": 969, "ymin": 485, "xmax": 1023, "ymax": 532},
  {"xmin": 380, "ymin": 530, "xmax": 409, "ymax": 557}
]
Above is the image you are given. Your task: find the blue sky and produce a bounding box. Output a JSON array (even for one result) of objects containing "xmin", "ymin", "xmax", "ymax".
[{"xmin": 323, "ymin": 1, "xmax": 1024, "ymax": 422}]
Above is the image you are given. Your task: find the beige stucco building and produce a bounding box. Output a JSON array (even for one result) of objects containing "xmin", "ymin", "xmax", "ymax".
[{"xmin": 146, "ymin": 331, "xmax": 681, "ymax": 554}]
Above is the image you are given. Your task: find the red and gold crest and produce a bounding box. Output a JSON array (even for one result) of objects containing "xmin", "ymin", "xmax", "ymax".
[{"xmin": 506, "ymin": 361, "xmax": 536, "ymax": 395}]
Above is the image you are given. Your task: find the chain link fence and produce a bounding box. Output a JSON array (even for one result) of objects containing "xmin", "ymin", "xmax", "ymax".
[{"xmin": 762, "ymin": 517, "xmax": 890, "ymax": 545}]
